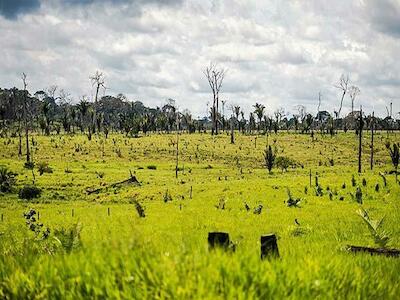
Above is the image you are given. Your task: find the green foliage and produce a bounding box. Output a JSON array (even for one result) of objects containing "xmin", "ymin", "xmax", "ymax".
[
  {"xmin": 0, "ymin": 166, "xmax": 16, "ymax": 192},
  {"xmin": 275, "ymin": 156, "xmax": 297, "ymax": 172},
  {"xmin": 24, "ymin": 161, "xmax": 35, "ymax": 170},
  {"xmin": 357, "ymin": 208, "xmax": 390, "ymax": 248},
  {"xmin": 0, "ymin": 132, "xmax": 399, "ymax": 298},
  {"xmin": 18, "ymin": 185, "xmax": 42, "ymax": 200},
  {"xmin": 286, "ymin": 189, "xmax": 301, "ymax": 207},
  {"xmin": 215, "ymin": 197, "xmax": 227, "ymax": 210},
  {"xmin": 163, "ymin": 189, "xmax": 172, "ymax": 203},
  {"xmin": 37, "ymin": 162, "xmax": 53, "ymax": 175},
  {"xmin": 53, "ymin": 223, "xmax": 82, "ymax": 254}
]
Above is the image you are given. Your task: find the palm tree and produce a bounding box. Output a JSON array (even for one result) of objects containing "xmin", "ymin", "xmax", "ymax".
[
  {"xmin": 77, "ymin": 98, "xmax": 89, "ymax": 133},
  {"xmin": 253, "ymin": 103, "xmax": 265, "ymax": 132}
]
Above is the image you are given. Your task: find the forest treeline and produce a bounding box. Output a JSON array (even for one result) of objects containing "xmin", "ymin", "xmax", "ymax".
[{"xmin": 1, "ymin": 85, "xmax": 398, "ymax": 139}]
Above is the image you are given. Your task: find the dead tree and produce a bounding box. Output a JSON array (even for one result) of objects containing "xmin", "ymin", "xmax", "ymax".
[
  {"xmin": 370, "ymin": 112, "xmax": 375, "ymax": 170},
  {"xmin": 335, "ymin": 74, "xmax": 349, "ymax": 118},
  {"xmin": 349, "ymin": 86, "xmax": 360, "ymax": 113},
  {"xmin": 230, "ymin": 114, "xmax": 235, "ymax": 144},
  {"xmin": 175, "ymin": 110, "xmax": 180, "ymax": 179},
  {"xmin": 21, "ymin": 73, "xmax": 30, "ymax": 163},
  {"xmin": 317, "ymin": 92, "xmax": 321, "ymax": 115},
  {"xmin": 204, "ymin": 63, "xmax": 226, "ymax": 135},
  {"xmin": 358, "ymin": 106, "xmax": 364, "ymax": 173},
  {"xmin": 90, "ymin": 71, "xmax": 106, "ymax": 133}
]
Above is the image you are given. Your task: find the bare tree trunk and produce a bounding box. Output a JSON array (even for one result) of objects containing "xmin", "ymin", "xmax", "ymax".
[
  {"xmin": 93, "ymin": 84, "xmax": 99, "ymax": 134},
  {"xmin": 175, "ymin": 114, "xmax": 179, "ymax": 179},
  {"xmin": 18, "ymin": 120, "xmax": 22, "ymax": 157},
  {"xmin": 25, "ymin": 124, "xmax": 30, "ymax": 163},
  {"xmin": 22, "ymin": 73, "xmax": 30, "ymax": 163},
  {"xmin": 370, "ymin": 112, "xmax": 374, "ymax": 170},
  {"xmin": 230, "ymin": 115, "xmax": 234, "ymax": 144},
  {"xmin": 358, "ymin": 106, "xmax": 363, "ymax": 173}
]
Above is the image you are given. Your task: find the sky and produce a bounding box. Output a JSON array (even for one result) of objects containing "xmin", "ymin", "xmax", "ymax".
[{"xmin": 0, "ymin": 0, "xmax": 399, "ymax": 118}]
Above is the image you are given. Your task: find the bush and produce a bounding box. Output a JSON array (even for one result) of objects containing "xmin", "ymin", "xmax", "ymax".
[
  {"xmin": 0, "ymin": 166, "xmax": 17, "ymax": 193},
  {"xmin": 37, "ymin": 162, "xmax": 53, "ymax": 175},
  {"xmin": 18, "ymin": 185, "xmax": 42, "ymax": 200},
  {"xmin": 275, "ymin": 156, "xmax": 297, "ymax": 172},
  {"xmin": 53, "ymin": 223, "xmax": 82, "ymax": 254},
  {"xmin": 24, "ymin": 161, "xmax": 35, "ymax": 170}
]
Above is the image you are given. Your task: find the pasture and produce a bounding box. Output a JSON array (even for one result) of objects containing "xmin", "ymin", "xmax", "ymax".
[{"xmin": 0, "ymin": 131, "xmax": 399, "ymax": 299}]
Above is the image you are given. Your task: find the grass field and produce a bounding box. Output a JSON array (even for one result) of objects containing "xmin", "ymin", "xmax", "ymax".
[{"xmin": 0, "ymin": 131, "xmax": 399, "ymax": 299}]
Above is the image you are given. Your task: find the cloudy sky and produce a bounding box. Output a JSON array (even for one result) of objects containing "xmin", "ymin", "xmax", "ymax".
[{"xmin": 0, "ymin": 0, "xmax": 399, "ymax": 118}]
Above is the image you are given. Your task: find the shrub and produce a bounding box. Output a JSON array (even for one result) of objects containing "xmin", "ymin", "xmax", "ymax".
[
  {"xmin": 53, "ymin": 223, "xmax": 82, "ymax": 254},
  {"xmin": 95, "ymin": 171, "xmax": 105, "ymax": 179},
  {"xmin": 19, "ymin": 185, "xmax": 42, "ymax": 200},
  {"xmin": 357, "ymin": 208, "xmax": 390, "ymax": 248},
  {"xmin": 37, "ymin": 162, "xmax": 53, "ymax": 175},
  {"xmin": 275, "ymin": 156, "xmax": 297, "ymax": 172},
  {"xmin": 0, "ymin": 166, "xmax": 17, "ymax": 193},
  {"xmin": 163, "ymin": 190, "xmax": 172, "ymax": 202},
  {"xmin": 24, "ymin": 161, "xmax": 35, "ymax": 170},
  {"xmin": 286, "ymin": 189, "xmax": 301, "ymax": 207}
]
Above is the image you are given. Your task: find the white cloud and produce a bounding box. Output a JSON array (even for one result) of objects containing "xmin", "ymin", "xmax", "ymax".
[{"xmin": 0, "ymin": 0, "xmax": 399, "ymax": 118}]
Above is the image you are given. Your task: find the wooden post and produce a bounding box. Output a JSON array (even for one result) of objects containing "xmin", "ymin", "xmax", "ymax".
[
  {"xmin": 309, "ymin": 169, "xmax": 312, "ymax": 187},
  {"xmin": 107, "ymin": 207, "xmax": 110, "ymax": 216},
  {"xmin": 190, "ymin": 186, "xmax": 193, "ymax": 199},
  {"xmin": 72, "ymin": 208, "xmax": 74, "ymax": 217},
  {"xmin": 37, "ymin": 211, "xmax": 40, "ymax": 220},
  {"xmin": 208, "ymin": 232, "xmax": 230, "ymax": 250},
  {"xmin": 261, "ymin": 234, "xmax": 279, "ymax": 259}
]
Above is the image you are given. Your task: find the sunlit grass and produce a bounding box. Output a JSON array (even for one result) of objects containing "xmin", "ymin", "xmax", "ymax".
[{"xmin": 0, "ymin": 131, "xmax": 399, "ymax": 299}]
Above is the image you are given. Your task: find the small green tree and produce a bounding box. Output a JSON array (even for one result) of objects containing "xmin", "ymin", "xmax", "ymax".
[
  {"xmin": 0, "ymin": 167, "xmax": 17, "ymax": 193},
  {"xmin": 264, "ymin": 145, "xmax": 276, "ymax": 173},
  {"xmin": 357, "ymin": 208, "xmax": 390, "ymax": 248}
]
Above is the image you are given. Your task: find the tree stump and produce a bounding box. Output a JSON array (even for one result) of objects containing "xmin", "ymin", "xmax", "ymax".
[
  {"xmin": 261, "ymin": 234, "xmax": 279, "ymax": 259},
  {"xmin": 208, "ymin": 232, "xmax": 230, "ymax": 250}
]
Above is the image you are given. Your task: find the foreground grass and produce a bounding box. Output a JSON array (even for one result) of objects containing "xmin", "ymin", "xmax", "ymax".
[{"xmin": 0, "ymin": 131, "xmax": 399, "ymax": 299}]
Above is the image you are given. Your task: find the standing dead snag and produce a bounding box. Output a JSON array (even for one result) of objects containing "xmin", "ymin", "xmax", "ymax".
[
  {"xmin": 358, "ymin": 106, "xmax": 364, "ymax": 173},
  {"xmin": 90, "ymin": 71, "xmax": 106, "ymax": 133},
  {"xmin": 230, "ymin": 113, "xmax": 235, "ymax": 144},
  {"xmin": 204, "ymin": 63, "xmax": 226, "ymax": 135},
  {"xmin": 21, "ymin": 73, "xmax": 30, "ymax": 164},
  {"xmin": 370, "ymin": 112, "xmax": 375, "ymax": 170},
  {"xmin": 334, "ymin": 74, "xmax": 349, "ymax": 119},
  {"xmin": 349, "ymin": 85, "xmax": 360, "ymax": 113}
]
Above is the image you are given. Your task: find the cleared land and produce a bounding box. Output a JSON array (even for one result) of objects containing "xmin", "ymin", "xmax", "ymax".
[{"xmin": 0, "ymin": 131, "xmax": 399, "ymax": 299}]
